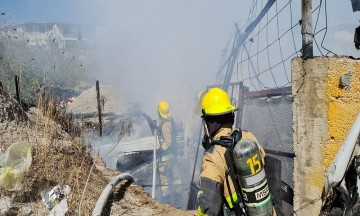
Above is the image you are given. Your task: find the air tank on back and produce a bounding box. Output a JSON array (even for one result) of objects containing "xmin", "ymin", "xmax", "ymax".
[{"xmin": 233, "ymin": 138, "xmax": 273, "ymax": 216}]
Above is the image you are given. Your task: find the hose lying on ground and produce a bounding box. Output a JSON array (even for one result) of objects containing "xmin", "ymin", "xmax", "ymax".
[{"xmin": 92, "ymin": 173, "xmax": 134, "ymax": 216}]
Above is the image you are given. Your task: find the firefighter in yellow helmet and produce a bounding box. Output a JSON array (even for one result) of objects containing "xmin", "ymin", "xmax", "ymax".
[
  {"xmin": 196, "ymin": 87, "xmax": 276, "ymax": 216},
  {"xmin": 157, "ymin": 100, "xmax": 174, "ymax": 153},
  {"xmin": 156, "ymin": 100, "xmax": 183, "ymax": 205},
  {"xmin": 158, "ymin": 100, "xmax": 171, "ymax": 119}
]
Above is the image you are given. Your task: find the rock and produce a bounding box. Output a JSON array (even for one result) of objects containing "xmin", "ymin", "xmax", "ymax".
[
  {"xmin": 20, "ymin": 205, "xmax": 32, "ymax": 215},
  {"xmin": 0, "ymin": 196, "xmax": 11, "ymax": 214},
  {"xmin": 339, "ymin": 71, "xmax": 352, "ymax": 91}
]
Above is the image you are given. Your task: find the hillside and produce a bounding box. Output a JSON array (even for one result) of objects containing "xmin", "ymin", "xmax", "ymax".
[{"xmin": 0, "ymin": 86, "xmax": 191, "ymax": 215}]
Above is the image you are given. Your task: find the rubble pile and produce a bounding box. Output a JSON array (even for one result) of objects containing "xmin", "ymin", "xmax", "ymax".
[
  {"xmin": 67, "ymin": 85, "xmax": 129, "ymax": 116},
  {"xmin": 66, "ymin": 85, "xmax": 133, "ymax": 138}
]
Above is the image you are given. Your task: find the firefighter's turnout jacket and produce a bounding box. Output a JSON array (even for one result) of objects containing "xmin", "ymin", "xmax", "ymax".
[
  {"xmin": 157, "ymin": 117, "xmax": 182, "ymax": 199},
  {"xmin": 158, "ymin": 117, "xmax": 176, "ymax": 158},
  {"xmin": 197, "ymin": 125, "xmax": 266, "ymax": 216}
]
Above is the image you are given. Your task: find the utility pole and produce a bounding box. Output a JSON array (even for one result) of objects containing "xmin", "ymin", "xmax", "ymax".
[{"xmin": 302, "ymin": 0, "xmax": 313, "ymax": 58}]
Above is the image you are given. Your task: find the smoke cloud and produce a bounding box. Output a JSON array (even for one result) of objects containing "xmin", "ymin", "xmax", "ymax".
[{"xmin": 80, "ymin": 0, "xmax": 252, "ymax": 121}]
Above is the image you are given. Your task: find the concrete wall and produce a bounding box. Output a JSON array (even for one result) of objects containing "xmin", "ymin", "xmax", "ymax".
[{"xmin": 292, "ymin": 57, "xmax": 360, "ymax": 215}]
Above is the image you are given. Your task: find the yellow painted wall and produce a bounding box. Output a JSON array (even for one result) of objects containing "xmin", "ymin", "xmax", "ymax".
[
  {"xmin": 324, "ymin": 58, "xmax": 360, "ymax": 170},
  {"xmin": 292, "ymin": 57, "xmax": 360, "ymax": 215}
]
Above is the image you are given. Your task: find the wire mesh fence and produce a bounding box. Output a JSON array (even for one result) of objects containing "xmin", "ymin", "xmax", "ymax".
[
  {"xmin": 212, "ymin": 0, "xmax": 355, "ymax": 214},
  {"xmin": 241, "ymin": 91, "xmax": 294, "ymax": 216},
  {"xmin": 217, "ymin": 0, "xmax": 334, "ymax": 92}
]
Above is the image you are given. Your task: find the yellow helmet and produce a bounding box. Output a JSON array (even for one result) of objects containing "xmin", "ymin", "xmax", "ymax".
[
  {"xmin": 201, "ymin": 87, "xmax": 237, "ymax": 116},
  {"xmin": 158, "ymin": 100, "xmax": 171, "ymax": 118}
]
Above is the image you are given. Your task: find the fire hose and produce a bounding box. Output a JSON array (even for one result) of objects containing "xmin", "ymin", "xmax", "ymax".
[{"xmin": 92, "ymin": 173, "xmax": 134, "ymax": 216}]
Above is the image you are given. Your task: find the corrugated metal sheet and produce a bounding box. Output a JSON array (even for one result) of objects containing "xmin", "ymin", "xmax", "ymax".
[{"xmin": 100, "ymin": 136, "xmax": 158, "ymax": 154}]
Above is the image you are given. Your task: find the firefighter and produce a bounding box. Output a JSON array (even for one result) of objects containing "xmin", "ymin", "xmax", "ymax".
[
  {"xmin": 156, "ymin": 100, "xmax": 183, "ymax": 205},
  {"xmin": 197, "ymin": 87, "xmax": 276, "ymax": 216}
]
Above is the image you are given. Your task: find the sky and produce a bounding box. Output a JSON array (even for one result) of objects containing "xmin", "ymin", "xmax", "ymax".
[
  {"xmin": 1, "ymin": 0, "xmax": 254, "ymax": 119},
  {"xmin": 1, "ymin": 0, "xmax": 359, "ymax": 120}
]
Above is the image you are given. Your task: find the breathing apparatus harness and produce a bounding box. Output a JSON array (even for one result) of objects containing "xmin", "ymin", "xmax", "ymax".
[{"xmin": 202, "ymin": 122, "xmax": 248, "ymax": 216}]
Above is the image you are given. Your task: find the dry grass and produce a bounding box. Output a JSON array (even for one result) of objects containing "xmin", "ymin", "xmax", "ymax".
[
  {"xmin": 0, "ymin": 91, "xmax": 132, "ymax": 215},
  {"xmin": 1, "ymin": 87, "xmax": 195, "ymax": 216}
]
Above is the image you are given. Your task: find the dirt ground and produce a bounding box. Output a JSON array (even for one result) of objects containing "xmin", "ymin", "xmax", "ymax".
[
  {"xmin": 0, "ymin": 87, "xmax": 196, "ymax": 215},
  {"xmin": 96, "ymin": 157, "xmax": 195, "ymax": 216}
]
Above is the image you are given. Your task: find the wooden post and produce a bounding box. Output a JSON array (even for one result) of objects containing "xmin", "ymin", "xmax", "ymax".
[
  {"xmin": 15, "ymin": 75, "xmax": 20, "ymax": 103},
  {"xmin": 152, "ymin": 129, "xmax": 158, "ymax": 198},
  {"xmin": 302, "ymin": 0, "xmax": 313, "ymax": 58},
  {"xmin": 96, "ymin": 80, "xmax": 102, "ymax": 136},
  {"xmin": 0, "ymin": 80, "xmax": 3, "ymax": 95}
]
